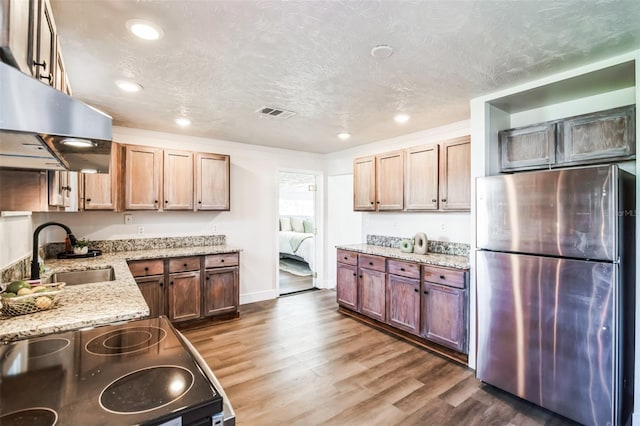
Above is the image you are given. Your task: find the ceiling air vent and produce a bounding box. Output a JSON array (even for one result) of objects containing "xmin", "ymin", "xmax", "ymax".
[{"xmin": 256, "ymin": 106, "xmax": 296, "ymax": 120}]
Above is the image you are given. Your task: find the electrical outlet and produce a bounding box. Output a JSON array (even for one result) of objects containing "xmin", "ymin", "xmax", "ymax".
[
  {"xmin": 124, "ymin": 214, "xmax": 133, "ymax": 225},
  {"xmin": 441, "ymin": 223, "xmax": 446, "ymax": 232},
  {"xmin": 137, "ymin": 226, "xmax": 144, "ymax": 234},
  {"xmin": 211, "ymin": 225, "xmax": 216, "ymax": 233}
]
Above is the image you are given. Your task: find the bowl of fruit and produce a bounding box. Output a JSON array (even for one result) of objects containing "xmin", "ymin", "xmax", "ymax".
[{"xmin": 0, "ymin": 280, "xmax": 65, "ymax": 317}]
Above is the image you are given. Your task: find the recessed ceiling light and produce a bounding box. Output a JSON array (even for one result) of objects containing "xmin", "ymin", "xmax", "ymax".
[
  {"xmin": 115, "ymin": 80, "xmax": 143, "ymax": 92},
  {"xmin": 337, "ymin": 132, "xmax": 351, "ymax": 140},
  {"xmin": 394, "ymin": 114, "xmax": 410, "ymax": 124},
  {"xmin": 80, "ymin": 169, "xmax": 98, "ymax": 174},
  {"xmin": 60, "ymin": 138, "xmax": 96, "ymax": 148},
  {"xmin": 126, "ymin": 19, "xmax": 164, "ymax": 40},
  {"xmin": 175, "ymin": 117, "xmax": 191, "ymax": 127},
  {"xmin": 371, "ymin": 45, "xmax": 394, "ymax": 58}
]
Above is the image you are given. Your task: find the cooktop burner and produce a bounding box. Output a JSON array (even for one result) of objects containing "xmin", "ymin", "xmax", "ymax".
[
  {"xmin": 0, "ymin": 408, "xmax": 58, "ymax": 426},
  {"xmin": 100, "ymin": 365, "xmax": 194, "ymax": 414},
  {"xmin": 85, "ymin": 326, "xmax": 166, "ymax": 356},
  {"xmin": 4, "ymin": 338, "xmax": 70, "ymax": 360}
]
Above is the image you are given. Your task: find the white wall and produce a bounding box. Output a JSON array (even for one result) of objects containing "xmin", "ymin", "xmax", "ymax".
[
  {"xmin": 325, "ymin": 119, "xmax": 472, "ymax": 245},
  {"xmin": 0, "ymin": 213, "xmax": 32, "ymax": 268},
  {"xmin": 33, "ymin": 126, "xmax": 326, "ymax": 304}
]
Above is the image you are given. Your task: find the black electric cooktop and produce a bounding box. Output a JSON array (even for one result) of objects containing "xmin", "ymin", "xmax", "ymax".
[{"xmin": 0, "ymin": 316, "xmax": 222, "ymax": 425}]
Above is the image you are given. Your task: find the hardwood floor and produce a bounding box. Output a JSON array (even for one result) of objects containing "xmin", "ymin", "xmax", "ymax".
[
  {"xmin": 279, "ymin": 270, "xmax": 313, "ymax": 295},
  {"xmin": 183, "ymin": 290, "xmax": 576, "ymax": 425}
]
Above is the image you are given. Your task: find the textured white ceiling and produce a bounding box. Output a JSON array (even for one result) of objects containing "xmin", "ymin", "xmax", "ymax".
[{"xmin": 51, "ymin": 0, "xmax": 640, "ymax": 154}]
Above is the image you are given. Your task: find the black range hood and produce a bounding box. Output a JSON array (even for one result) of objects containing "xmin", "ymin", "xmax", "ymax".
[{"xmin": 0, "ymin": 61, "xmax": 113, "ymax": 172}]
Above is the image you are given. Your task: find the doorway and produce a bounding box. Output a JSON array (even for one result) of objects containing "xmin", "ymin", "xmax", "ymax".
[{"xmin": 278, "ymin": 171, "xmax": 317, "ymax": 296}]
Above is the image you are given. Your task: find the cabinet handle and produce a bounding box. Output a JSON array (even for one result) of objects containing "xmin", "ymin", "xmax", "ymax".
[
  {"xmin": 376, "ymin": 201, "xmax": 380, "ymax": 204},
  {"xmin": 170, "ymin": 281, "xmax": 174, "ymax": 285},
  {"xmin": 160, "ymin": 283, "xmax": 163, "ymax": 287},
  {"xmin": 165, "ymin": 200, "xmax": 169, "ymax": 203},
  {"xmin": 144, "ymin": 267, "xmax": 149, "ymax": 271},
  {"xmin": 369, "ymin": 262, "xmax": 373, "ymax": 266},
  {"xmin": 440, "ymin": 275, "xmax": 446, "ymax": 280},
  {"xmin": 221, "ymin": 259, "xmax": 225, "ymax": 263},
  {"xmin": 154, "ymin": 200, "xmax": 158, "ymax": 204},
  {"xmin": 431, "ymin": 199, "xmax": 437, "ymax": 202},
  {"xmin": 400, "ymin": 267, "xmax": 405, "ymax": 271},
  {"xmin": 344, "ymin": 256, "xmax": 348, "ymax": 260},
  {"xmin": 183, "ymin": 263, "xmax": 187, "ymax": 267},
  {"xmin": 441, "ymin": 199, "xmax": 447, "ymax": 202},
  {"xmin": 198, "ymin": 201, "xmax": 202, "ymax": 204},
  {"xmin": 370, "ymin": 201, "xmax": 374, "ymax": 205},
  {"xmin": 352, "ymin": 273, "xmax": 356, "ymax": 277},
  {"xmin": 359, "ymin": 275, "xmax": 363, "ymax": 278},
  {"xmin": 206, "ymin": 277, "xmax": 209, "ymax": 281},
  {"xmin": 39, "ymin": 73, "xmax": 53, "ymax": 83},
  {"xmin": 414, "ymin": 288, "xmax": 419, "ymax": 292},
  {"xmin": 33, "ymin": 60, "xmax": 47, "ymax": 69},
  {"xmin": 86, "ymin": 198, "xmax": 92, "ymax": 202},
  {"xmin": 424, "ymin": 290, "xmax": 429, "ymax": 294}
]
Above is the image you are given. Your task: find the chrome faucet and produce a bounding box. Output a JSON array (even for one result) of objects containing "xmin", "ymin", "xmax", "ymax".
[{"xmin": 31, "ymin": 222, "xmax": 78, "ymax": 279}]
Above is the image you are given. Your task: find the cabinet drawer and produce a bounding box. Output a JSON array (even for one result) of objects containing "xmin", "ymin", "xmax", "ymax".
[
  {"xmin": 205, "ymin": 253, "xmax": 239, "ymax": 268},
  {"xmin": 128, "ymin": 259, "xmax": 164, "ymax": 277},
  {"xmin": 168, "ymin": 257, "xmax": 201, "ymax": 273},
  {"xmin": 422, "ymin": 265, "xmax": 467, "ymax": 288},
  {"xmin": 337, "ymin": 249, "xmax": 358, "ymax": 266},
  {"xmin": 387, "ymin": 259, "xmax": 420, "ymax": 279},
  {"xmin": 358, "ymin": 254, "xmax": 386, "ymax": 272}
]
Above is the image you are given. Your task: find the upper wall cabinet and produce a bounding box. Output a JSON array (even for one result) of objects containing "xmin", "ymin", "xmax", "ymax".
[
  {"xmin": 81, "ymin": 143, "xmax": 122, "ymax": 211},
  {"xmin": 123, "ymin": 144, "xmax": 231, "ymax": 212},
  {"xmin": 124, "ymin": 145, "xmax": 163, "ymax": 210},
  {"xmin": 439, "ymin": 136, "xmax": 471, "ymax": 211},
  {"xmin": 0, "ymin": 0, "xmax": 32, "ymax": 74},
  {"xmin": 405, "ymin": 144, "xmax": 439, "ymax": 211},
  {"xmin": 499, "ymin": 105, "xmax": 635, "ymax": 172},
  {"xmin": 195, "ymin": 153, "xmax": 230, "ymax": 211},
  {"xmin": 353, "ymin": 152, "xmax": 404, "ymax": 211}
]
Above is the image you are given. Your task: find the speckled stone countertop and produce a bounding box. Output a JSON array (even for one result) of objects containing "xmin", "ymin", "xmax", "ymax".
[
  {"xmin": 0, "ymin": 245, "xmax": 241, "ymax": 343},
  {"xmin": 336, "ymin": 244, "xmax": 470, "ymax": 269}
]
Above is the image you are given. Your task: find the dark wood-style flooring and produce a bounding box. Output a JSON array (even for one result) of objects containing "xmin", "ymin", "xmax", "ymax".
[{"xmin": 183, "ymin": 290, "xmax": 576, "ymax": 425}]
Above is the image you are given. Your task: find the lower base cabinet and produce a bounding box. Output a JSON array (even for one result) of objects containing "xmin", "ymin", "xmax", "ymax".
[
  {"xmin": 421, "ymin": 283, "xmax": 466, "ymax": 352},
  {"xmin": 135, "ymin": 274, "xmax": 165, "ymax": 318},
  {"xmin": 128, "ymin": 252, "xmax": 239, "ymax": 324},
  {"xmin": 387, "ymin": 273, "xmax": 420, "ymax": 335},
  {"xmin": 168, "ymin": 270, "xmax": 201, "ymax": 322},
  {"xmin": 359, "ymin": 267, "xmax": 386, "ymax": 322}
]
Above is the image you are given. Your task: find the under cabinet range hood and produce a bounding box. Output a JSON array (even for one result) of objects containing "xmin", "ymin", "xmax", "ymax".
[{"xmin": 0, "ymin": 61, "xmax": 113, "ymax": 172}]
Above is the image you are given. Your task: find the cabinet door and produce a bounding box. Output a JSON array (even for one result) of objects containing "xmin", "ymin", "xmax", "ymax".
[
  {"xmin": 0, "ymin": 0, "xmax": 32, "ymax": 74},
  {"xmin": 167, "ymin": 271, "xmax": 201, "ymax": 322},
  {"xmin": 48, "ymin": 170, "xmax": 69, "ymax": 208},
  {"xmin": 386, "ymin": 274, "xmax": 420, "ymax": 335},
  {"xmin": 0, "ymin": 169, "xmax": 48, "ymax": 211},
  {"xmin": 195, "ymin": 153, "xmax": 230, "ymax": 210},
  {"xmin": 203, "ymin": 267, "xmax": 239, "ymax": 317},
  {"xmin": 353, "ymin": 156, "xmax": 376, "ymax": 211},
  {"xmin": 359, "ymin": 267, "xmax": 386, "ymax": 322},
  {"xmin": 336, "ymin": 262, "xmax": 358, "ymax": 310},
  {"xmin": 421, "ymin": 282, "xmax": 467, "ymax": 353},
  {"xmin": 561, "ymin": 105, "xmax": 635, "ymax": 164},
  {"xmin": 376, "ymin": 150, "xmax": 403, "ymax": 210},
  {"xmin": 32, "ymin": 0, "xmax": 56, "ymax": 86},
  {"xmin": 439, "ymin": 136, "xmax": 470, "ymax": 211},
  {"xmin": 83, "ymin": 142, "xmax": 120, "ymax": 211},
  {"xmin": 405, "ymin": 143, "xmax": 439, "ymax": 210},
  {"xmin": 499, "ymin": 122, "xmax": 557, "ymax": 171},
  {"xmin": 164, "ymin": 150, "xmax": 193, "ymax": 210},
  {"xmin": 124, "ymin": 145, "xmax": 162, "ymax": 210},
  {"xmin": 135, "ymin": 275, "xmax": 165, "ymax": 318}
]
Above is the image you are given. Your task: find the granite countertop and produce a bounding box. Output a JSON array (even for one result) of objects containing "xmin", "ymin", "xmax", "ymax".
[
  {"xmin": 0, "ymin": 245, "xmax": 241, "ymax": 343},
  {"xmin": 336, "ymin": 244, "xmax": 470, "ymax": 269}
]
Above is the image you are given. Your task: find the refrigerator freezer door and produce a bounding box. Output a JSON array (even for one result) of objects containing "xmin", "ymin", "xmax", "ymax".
[
  {"xmin": 476, "ymin": 165, "xmax": 617, "ymax": 260},
  {"xmin": 476, "ymin": 251, "xmax": 617, "ymax": 426}
]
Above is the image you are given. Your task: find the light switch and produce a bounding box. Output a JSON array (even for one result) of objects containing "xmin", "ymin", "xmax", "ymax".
[{"xmin": 124, "ymin": 214, "xmax": 133, "ymax": 225}]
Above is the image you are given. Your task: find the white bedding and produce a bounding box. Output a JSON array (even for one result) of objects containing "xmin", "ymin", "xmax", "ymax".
[{"xmin": 279, "ymin": 231, "xmax": 315, "ymax": 271}]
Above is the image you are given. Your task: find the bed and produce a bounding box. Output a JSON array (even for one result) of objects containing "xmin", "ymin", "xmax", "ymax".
[{"xmin": 279, "ymin": 216, "xmax": 315, "ymax": 271}]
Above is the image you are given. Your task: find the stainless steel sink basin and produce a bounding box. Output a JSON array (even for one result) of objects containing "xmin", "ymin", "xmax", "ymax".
[{"xmin": 51, "ymin": 267, "xmax": 115, "ymax": 285}]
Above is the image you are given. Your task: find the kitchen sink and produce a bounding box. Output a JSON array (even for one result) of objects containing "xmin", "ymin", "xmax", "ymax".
[{"xmin": 51, "ymin": 267, "xmax": 115, "ymax": 285}]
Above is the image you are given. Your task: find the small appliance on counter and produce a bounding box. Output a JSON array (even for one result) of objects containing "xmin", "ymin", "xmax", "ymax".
[{"xmin": 0, "ymin": 316, "xmax": 231, "ymax": 425}]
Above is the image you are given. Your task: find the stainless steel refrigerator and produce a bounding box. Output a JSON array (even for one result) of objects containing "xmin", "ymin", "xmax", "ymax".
[{"xmin": 476, "ymin": 165, "xmax": 635, "ymax": 426}]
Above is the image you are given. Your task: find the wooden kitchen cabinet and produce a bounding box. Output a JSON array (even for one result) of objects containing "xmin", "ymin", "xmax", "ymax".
[
  {"xmin": 54, "ymin": 38, "xmax": 71, "ymax": 94},
  {"xmin": 135, "ymin": 274, "xmax": 165, "ymax": 318},
  {"xmin": 195, "ymin": 153, "xmax": 230, "ymax": 211},
  {"xmin": 203, "ymin": 266, "xmax": 238, "ymax": 317},
  {"xmin": 499, "ymin": 122, "xmax": 558, "ymax": 171},
  {"xmin": 167, "ymin": 270, "xmax": 201, "ymax": 323},
  {"xmin": 336, "ymin": 262, "xmax": 358, "ymax": 310},
  {"xmin": 0, "ymin": 0, "xmax": 32, "ymax": 74},
  {"xmin": 353, "ymin": 156, "xmax": 376, "ymax": 211},
  {"xmin": 164, "ymin": 150, "xmax": 194, "ymax": 210},
  {"xmin": 561, "ymin": 105, "xmax": 635, "ymax": 164},
  {"xmin": 31, "ymin": 0, "xmax": 56, "ymax": 86},
  {"xmin": 0, "ymin": 169, "xmax": 48, "ymax": 211},
  {"xmin": 358, "ymin": 254, "xmax": 386, "ymax": 322},
  {"xmin": 405, "ymin": 144, "xmax": 439, "ymax": 211},
  {"xmin": 376, "ymin": 150, "xmax": 404, "ymax": 210},
  {"xmin": 48, "ymin": 170, "xmax": 71, "ymax": 208},
  {"xmin": 439, "ymin": 136, "xmax": 471, "ymax": 211},
  {"xmin": 386, "ymin": 259, "xmax": 421, "ymax": 335},
  {"xmin": 81, "ymin": 143, "xmax": 121, "ymax": 211},
  {"xmin": 124, "ymin": 144, "xmax": 163, "ymax": 210},
  {"xmin": 421, "ymin": 265, "xmax": 468, "ymax": 353}
]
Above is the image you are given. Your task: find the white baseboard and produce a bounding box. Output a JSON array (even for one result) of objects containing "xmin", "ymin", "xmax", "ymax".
[{"xmin": 240, "ymin": 289, "xmax": 278, "ymax": 305}]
